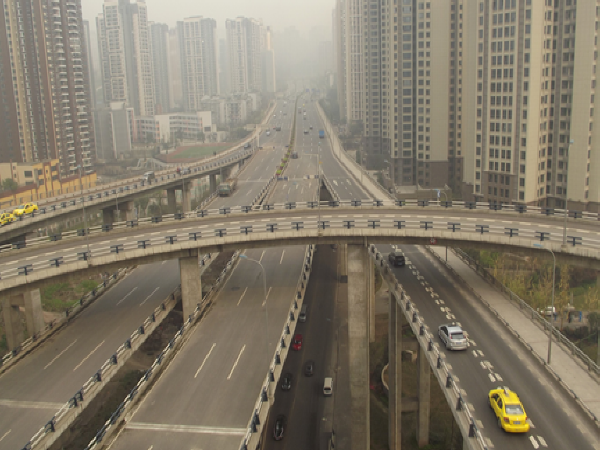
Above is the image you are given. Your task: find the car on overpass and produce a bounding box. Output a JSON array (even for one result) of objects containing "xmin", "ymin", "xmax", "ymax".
[
  {"xmin": 388, "ymin": 251, "xmax": 406, "ymax": 267},
  {"xmin": 280, "ymin": 373, "xmax": 293, "ymax": 391},
  {"xmin": 438, "ymin": 324, "xmax": 468, "ymax": 350},
  {"xmin": 489, "ymin": 386, "xmax": 530, "ymax": 433},
  {"xmin": 304, "ymin": 360, "xmax": 315, "ymax": 376},
  {"xmin": 12, "ymin": 202, "xmax": 38, "ymax": 216},
  {"xmin": 0, "ymin": 212, "xmax": 16, "ymax": 226}
]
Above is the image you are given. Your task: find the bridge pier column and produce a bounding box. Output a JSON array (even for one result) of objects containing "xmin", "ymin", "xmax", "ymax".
[
  {"xmin": 388, "ymin": 291, "xmax": 402, "ymax": 450},
  {"xmin": 166, "ymin": 188, "xmax": 177, "ymax": 215},
  {"xmin": 347, "ymin": 243, "xmax": 370, "ymax": 450},
  {"xmin": 416, "ymin": 344, "xmax": 431, "ymax": 447},
  {"xmin": 209, "ymin": 174, "xmax": 217, "ymax": 193},
  {"xmin": 179, "ymin": 252, "xmax": 202, "ymax": 320},
  {"xmin": 102, "ymin": 207, "xmax": 114, "ymax": 226},
  {"xmin": 339, "ymin": 243, "xmax": 348, "ymax": 283},
  {"xmin": 181, "ymin": 185, "xmax": 192, "ymax": 213},
  {"xmin": 2, "ymin": 289, "xmax": 44, "ymax": 351},
  {"xmin": 220, "ymin": 166, "xmax": 231, "ymax": 182},
  {"xmin": 122, "ymin": 201, "xmax": 134, "ymax": 221}
]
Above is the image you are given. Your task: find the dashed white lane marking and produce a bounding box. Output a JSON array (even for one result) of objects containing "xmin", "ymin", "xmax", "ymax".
[
  {"xmin": 44, "ymin": 339, "xmax": 77, "ymax": 370},
  {"xmin": 529, "ymin": 436, "xmax": 540, "ymax": 449},
  {"xmin": 237, "ymin": 287, "xmax": 248, "ymax": 306},
  {"xmin": 116, "ymin": 287, "xmax": 138, "ymax": 306},
  {"xmin": 139, "ymin": 287, "xmax": 160, "ymax": 306},
  {"xmin": 0, "ymin": 430, "xmax": 10, "ymax": 443},
  {"xmin": 73, "ymin": 340, "xmax": 105, "ymax": 371},
  {"xmin": 227, "ymin": 345, "xmax": 246, "ymax": 380},
  {"xmin": 262, "ymin": 287, "xmax": 273, "ymax": 307},
  {"xmin": 194, "ymin": 343, "xmax": 216, "ymax": 378}
]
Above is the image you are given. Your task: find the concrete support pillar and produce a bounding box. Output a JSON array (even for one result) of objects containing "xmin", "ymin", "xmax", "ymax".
[
  {"xmin": 2, "ymin": 297, "xmax": 23, "ymax": 351},
  {"xmin": 339, "ymin": 243, "xmax": 348, "ymax": 283},
  {"xmin": 122, "ymin": 201, "xmax": 134, "ymax": 221},
  {"xmin": 368, "ymin": 259, "xmax": 375, "ymax": 343},
  {"xmin": 220, "ymin": 166, "xmax": 231, "ymax": 181},
  {"xmin": 23, "ymin": 289, "xmax": 45, "ymax": 338},
  {"xmin": 166, "ymin": 188, "xmax": 177, "ymax": 215},
  {"xmin": 388, "ymin": 292, "xmax": 402, "ymax": 450},
  {"xmin": 182, "ymin": 185, "xmax": 192, "ymax": 213},
  {"xmin": 179, "ymin": 252, "xmax": 202, "ymax": 319},
  {"xmin": 102, "ymin": 208, "xmax": 114, "ymax": 225},
  {"xmin": 347, "ymin": 244, "xmax": 370, "ymax": 450},
  {"xmin": 209, "ymin": 174, "xmax": 217, "ymax": 193},
  {"xmin": 416, "ymin": 345, "xmax": 431, "ymax": 447}
]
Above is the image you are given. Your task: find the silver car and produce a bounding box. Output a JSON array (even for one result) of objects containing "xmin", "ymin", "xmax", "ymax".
[{"xmin": 438, "ymin": 324, "xmax": 468, "ymax": 350}]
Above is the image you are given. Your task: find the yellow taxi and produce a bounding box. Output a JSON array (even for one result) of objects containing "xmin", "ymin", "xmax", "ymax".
[
  {"xmin": 12, "ymin": 202, "xmax": 38, "ymax": 216},
  {"xmin": 489, "ymin": 386, "xmax": 530, "ymax": 433},
  {"xmin": 0, "ymin": 212, "xmax": 15, "ymax": 226}
]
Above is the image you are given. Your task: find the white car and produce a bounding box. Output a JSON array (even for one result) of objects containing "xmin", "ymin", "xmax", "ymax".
[{"xmin": 438, "ymin": 324, "xmax": 468, "ymax": 350}]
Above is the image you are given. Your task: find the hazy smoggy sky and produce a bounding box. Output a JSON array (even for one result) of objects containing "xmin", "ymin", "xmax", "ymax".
[{"xmin": 81, "ymin": 0, "xmax": 334, "ymax": 37}]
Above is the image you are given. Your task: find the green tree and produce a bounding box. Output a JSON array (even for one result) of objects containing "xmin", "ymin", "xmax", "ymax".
[
  {"xmin": 2, "ymin": 178, "xmax": 18, "ymax": 192},
  {"xmin": 134, "ymin": 195, "xmax": 151, "ymax": 218},
  {"xmin": 556, "ymin": 264, "xmax": 571, "ymax": 329},
  {"xmin": 196, "ymin": 131, "xmax": 205, "ymax": 143},
  {"xmin": 356, "ymin": 150, "xmax": 362, "ymax": 165}
]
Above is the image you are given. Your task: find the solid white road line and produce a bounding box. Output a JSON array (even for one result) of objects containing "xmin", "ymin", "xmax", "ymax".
[
  {"xmin": 227, "ymin": 345, "xmax": 246, "ymax": 380},
  {"xmin": 126, "ymin": 422, "xmax": 247, "ymax": 436},
  {"xmin": 0, "ymin": 399, "xmax": 64, "ymax": 409},
  {"xmin": 280, "ymin": 250, "xmax": 285, "ymax": 264},
  {"xmin": 44, "ymin": 339, "xmax": 77, "ymax": 370},
  {"xmin": 259, "ymin": 250, "xmax": 265, "ymax": 262},
  {"xmin": 73, "ymin": 340, "xmax": 105, "ymax": 372},
  {"xmin": 237, "ymin": 287, "xmax": 248, "ymax": 306},
  {"xmin": 194, "ymin": 343, "xmax": 216, "ymax": 378},
  {"xmin": 116, "ymin": 287, "xmax": 138, "ymax": 306},
  {"xmin": 140, "ymin": 287, "xmax": 160, "ymax": 306}
]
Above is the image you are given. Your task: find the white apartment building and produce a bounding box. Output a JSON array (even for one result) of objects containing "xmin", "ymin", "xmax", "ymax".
[
  {"xmin": 226, "ymin": 17, "xmax": 264, "ymax": 94},
  {"xmin": 97, "ymin": 0, "xmax": 155, "ymax": 117}
]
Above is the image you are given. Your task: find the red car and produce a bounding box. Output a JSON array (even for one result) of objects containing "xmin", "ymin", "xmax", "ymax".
[{"xmin": 292, "ymin": 334, "xmax": 303, "ymax": 351}]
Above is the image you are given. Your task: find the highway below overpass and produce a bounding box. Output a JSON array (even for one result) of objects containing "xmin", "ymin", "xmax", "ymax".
[
  {"xmin": 105, "ymin": 98, "xmax": 314, "ymax": 449},
  {"xmin": 0, "ymin": 98, "xmax": 296, "ymax": 449}
]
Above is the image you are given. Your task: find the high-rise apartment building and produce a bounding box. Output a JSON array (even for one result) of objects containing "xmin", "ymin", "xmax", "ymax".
[
  {"xmin": 177, "ymin": 17, "xmax": 219, "ymax": 112},
  {"xmin": 150, "ymin": 22, "xmax": 170, "ymax": 114},
  {"xmin": 261, "ymin": 26, "xmax": 276, "ymax": 93},
  {"xmin": 335, "ymin": 0, "xmax": 598, "ymax": 211},
  {"xmin": 226, "ymin": 17, "xmax": 263, "ymax": 94},
  {"xmin": 0, "ymin": 0, "xmax": 95, "ymax": 175},
  {"xmin": 97, "ymin": 0, "xmax": 155, "ymax": 116}
]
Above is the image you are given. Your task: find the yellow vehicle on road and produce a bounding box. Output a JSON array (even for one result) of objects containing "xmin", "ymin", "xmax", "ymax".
[
  {"xmin": 489, "ymin": 386, "xmax": 530, "ymax": 433},
  {"xmin": 12, "ymin": 202, "xmax": 38, "ymax": 216},
  {"xmin": 0, "ymin": 212, "xmax": 16, "ymax": 226}
]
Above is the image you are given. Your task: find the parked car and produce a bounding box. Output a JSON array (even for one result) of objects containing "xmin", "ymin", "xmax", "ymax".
[
  {"xmin": 488, "ymin": 386, "xmax": 530, "ymax": 433},
  {"xmin": 292, "ymin": 334, "xmax": 303, "ymax": 351},
  {"xmin": 304, "ymin": 360, "xmax": 315, "ymax": 377},
  {"xmin": 12, "ymin": 202, "xmax": 38, "ymax": 216},
  {"xmin": 273, "ymin": 414, "xmax": 286, "ymax": 440},
  {"xmin": 0, "ymin": 212, "xmax": 15, "ymax": 226},
  {"xmin": 281, "ymin": 373, "xmax": 293, "ymax": 391},
  {"xmin": 438, "ymin": 324, "xmax": 468, "ymax": 350}
]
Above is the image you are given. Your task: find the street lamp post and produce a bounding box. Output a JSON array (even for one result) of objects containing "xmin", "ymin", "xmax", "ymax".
[
  {"xmin": 239, "ymin": 254, "xmax": 270, "ymax": 367},
  {"xmin": 533, "ymin": 243, "xmax": 556, "ymax": 364},
  {"xmin": 562, "ymin": 139, "xmax": 574, "ymax": 249}
]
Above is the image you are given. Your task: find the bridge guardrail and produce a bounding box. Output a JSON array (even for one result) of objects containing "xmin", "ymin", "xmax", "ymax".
[
  {"xmin": 370, "ymin": 244, "xmax": 489, "ymax": 450},
  {"xmin": 4, "ymin": 199, "xmax": 597, "ymax": 259},
  {"xmin": 428, "ymin": 247, "xmax": 600, "ymax": 427},
  {"xmin": 0, "ymin": 267, "xmax": 132, "ymax": 372},
  {"xmin": 0, "ymin": 212, "xmax": 598, "ymax": 286},
  {"xmin": 239, "ymin": 244, "xmax": 314, "ymax": 450},
  {"xmin": 78, "ymin": 251, "xmax": 241, "ymax": 450}
]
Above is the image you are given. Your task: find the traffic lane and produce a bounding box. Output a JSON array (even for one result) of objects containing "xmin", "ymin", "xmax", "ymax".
[
  {"xmin": 0, "ymin": 406, "xmax": 60, "ymax": 450},
  {"xmin": 108, "ymin": 426, "xmax": 243, "ymax": 450},
  {"xmin": 395, "ymin": 246, "xmax": 596, "ymax": 450},
  {"xmin": 0, "ymin": 260, "xmax": 180, "ymax": 449},
  {"xmin": 115, "ymin": 247, "xmax": 305, "ymax": 438},
  {"xmin": 263, "ymin": 245, "xmax": 338, "ymax": 450},
  {"xmin": 0, "ymin": 260, "xmax": 180, "ymax": 402},
  {"xmin": 271, "ymin": 179, "xmax": 318, "ymax": 205}
]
